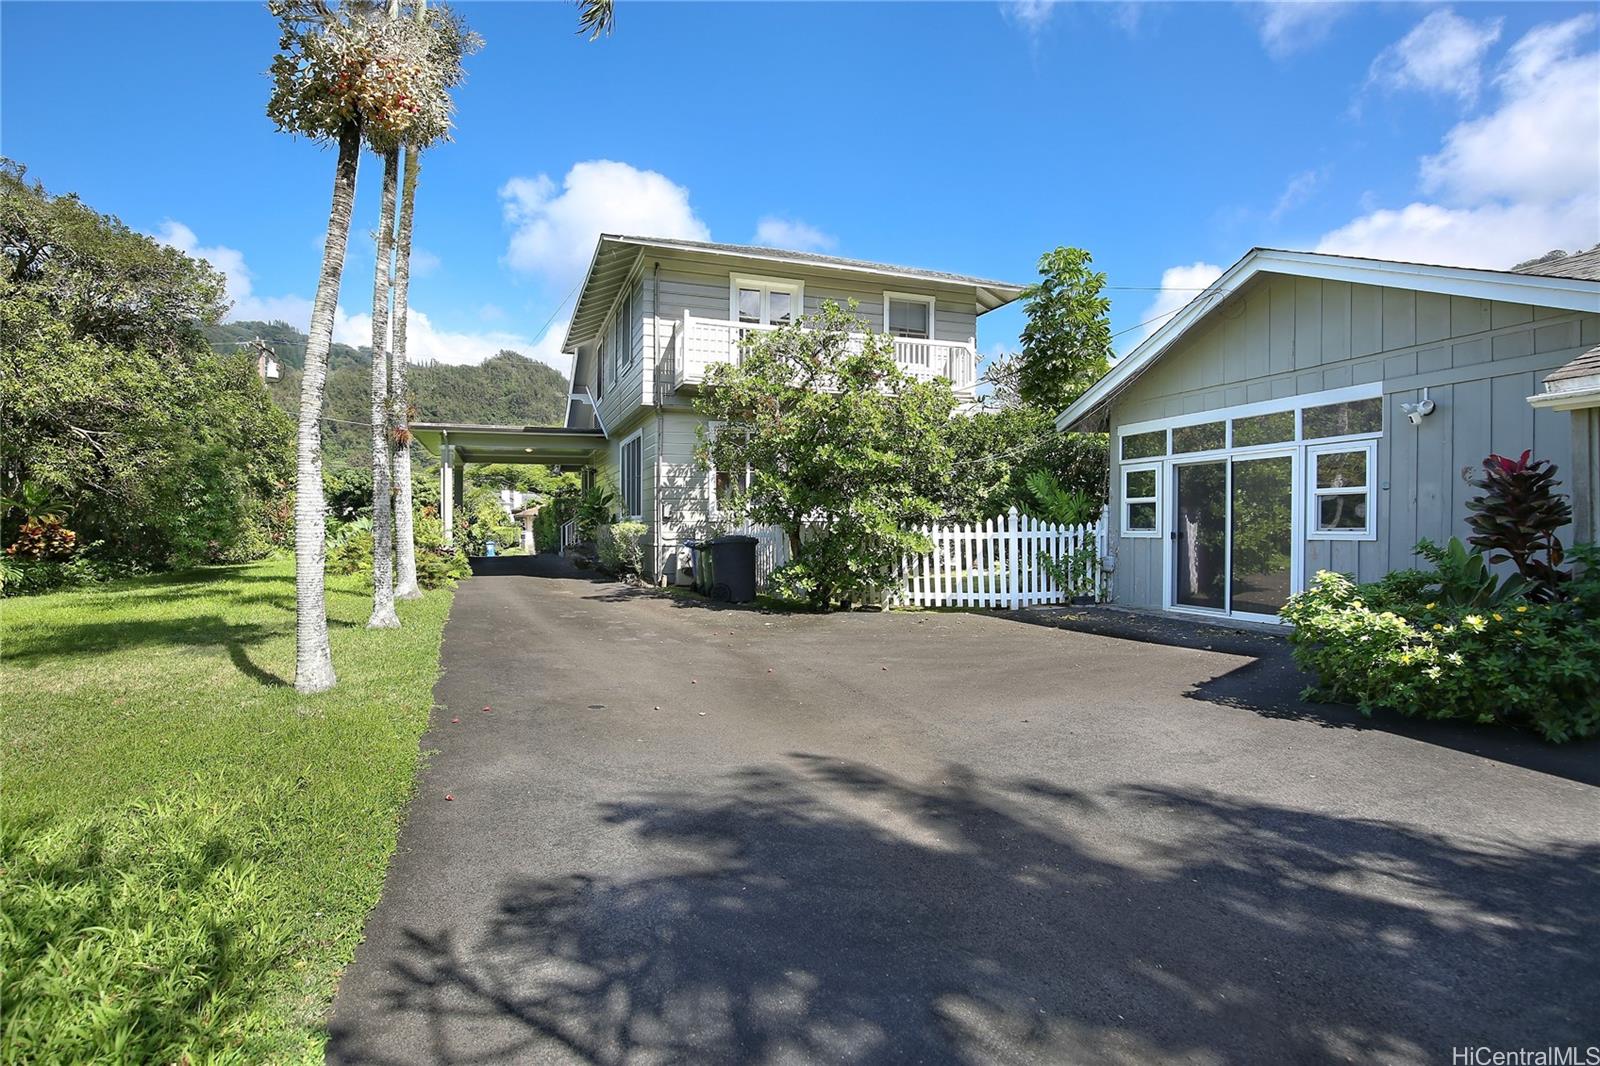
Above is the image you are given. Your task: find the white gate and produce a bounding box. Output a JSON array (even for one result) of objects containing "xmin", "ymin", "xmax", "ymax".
[{"xmin": 894, "ymin": 507, "xmax": 1105, "ymax": 609}]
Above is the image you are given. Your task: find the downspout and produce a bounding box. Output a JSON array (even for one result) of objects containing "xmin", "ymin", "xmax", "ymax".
[{"xmin": 651, "ymin": 261, "xmax": 666, "ymax": 584}]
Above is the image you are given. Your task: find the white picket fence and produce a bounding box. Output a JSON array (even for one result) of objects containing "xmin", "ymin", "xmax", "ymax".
[{"xmin": 894, "ymin": 507, "xmax": 1106, "ymax": 609}]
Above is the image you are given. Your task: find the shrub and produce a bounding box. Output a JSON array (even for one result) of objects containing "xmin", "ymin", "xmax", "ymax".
[
  {"xmin": 1282, "ymin": 557, "xmax": 1600, "ymax": 743},
  {"xmin": 1, "ymin": 783, "xmax": 297, "ymax": 1062},
  {"xmin": 327, "ymin": 514, "xmax": 468, "ymax": 590},
  {"xmin": 596, "ymin": 520, "xmax": 648, "ymax": 577},
  {"xmin": 1465, "ymin": 450, "xmax": 1574, "ymax": 601}
]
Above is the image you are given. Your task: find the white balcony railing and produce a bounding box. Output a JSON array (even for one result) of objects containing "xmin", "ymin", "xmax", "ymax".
[{"xmin": 671, "ymin": 313, "xmax": 977, "ymax": 393}]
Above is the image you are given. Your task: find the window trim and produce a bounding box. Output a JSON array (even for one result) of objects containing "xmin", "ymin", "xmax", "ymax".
[
  {"xmin": 619, "ymin": 430, "xmax": 644, "ymax": 521},
  {"xmin": 1115, "ymin": 381, "xmax": 1383, "ymax": 458},
  {"xmin": 706, "ymin": 422, "xmax": 753, "ymax": 517},
  {"xmin": 1306, "ymin": 440, "xmax": 1377, "ymax": 541},
  {"xmin": 1120, "ymin": 461, "xmax": 1161, "ymax": 538},
  {"xmin": 882, "ymin": 290, "xmax": 937, "ymax": 340},
  {"xmin": 729, "ymin": 274, "xmax": 804, "ymax": 327}
]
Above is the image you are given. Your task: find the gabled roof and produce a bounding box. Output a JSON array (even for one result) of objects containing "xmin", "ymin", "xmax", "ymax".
[
  {"xmin": 560, "ymin": 234, "xmax": 1027, "ymax": 353},
  {"xmin": 1513, "ymin": 245, "xmax": 1600, "ymax": 282},
  {"xmin": 1057, "ymin": 247, "xmax": 1600, "ymax": 432}
]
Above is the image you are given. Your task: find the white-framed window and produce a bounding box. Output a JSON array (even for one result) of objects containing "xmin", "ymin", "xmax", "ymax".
[
  {"xmin": 730, "ymin": 275, "xmax": 803, "ymax": 327},
  {"xmin": 620, "ymin": 432, "xmax": 643, "ymax": 520},
  {"xmin": 1307, "ymin": 440, "xmax": 1376, "ymax": 540},
  {"xmin": 1121, "ymin": 463, "xmax": 1160, "ymax": 537},
  {"xmin": 707, "ymin": 423, "xmax": 752, "ymax": 516},
  {"xmin": 883, "ymin": 291, "xmax": 936, "ymax": 340}
]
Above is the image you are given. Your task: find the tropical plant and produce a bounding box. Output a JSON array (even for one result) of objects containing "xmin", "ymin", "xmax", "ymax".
[
  {"xmin": 268, "ymin": 0, "xmax": 477, "ymax": 689},
  {"xmin": 1465, "ymin": 450, "xmax": 1573, "ymax": 601},
  {"xmin": 1015, "ymin": 246, "xmax": 1113, "ymax": 413},
  {"xmin": 694, "ymin": 300, "xmax": 956, "ymax": 609},
  {"xmin": 1024, "ymin": 470, "xmax": 1099, "ymax": 527},
  {"xmin": 575, "ymin": 483, "xmax": 617, "ymax": 541},
  {"xmin": 1413, "ymin": 536, "xmax": 1525, "ymax": 608},
  {"xmin": 937, "ymin": 406, "xmax": 1107, "ymax": 522}
]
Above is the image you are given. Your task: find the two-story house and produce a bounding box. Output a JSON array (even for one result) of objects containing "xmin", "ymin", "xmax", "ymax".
[{"xmin": 413, "ymin": 234, "xmax": 1024, "ymax": 582}]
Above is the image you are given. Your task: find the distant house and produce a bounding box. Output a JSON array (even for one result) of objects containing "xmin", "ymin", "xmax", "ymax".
[
  {"xmin": 413, "ymin": 235, "xmax": 1023, "ymax": 581},
  {"xmin": 1056, "ymin": 247, "xmax": 1600, "ymax": 624}
]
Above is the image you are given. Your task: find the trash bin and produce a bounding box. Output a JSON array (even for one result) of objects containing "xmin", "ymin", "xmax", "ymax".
[
  {"xmin": 684, "ymin": 540, "xmax": 712, "ymax": 595},
  {"xmin": 484, "ymin": 540, "xmax": 498, "ymax": 558},
  {"xmin": 705, "ymin": 535, "xmax": 758, "ymax": 603}
]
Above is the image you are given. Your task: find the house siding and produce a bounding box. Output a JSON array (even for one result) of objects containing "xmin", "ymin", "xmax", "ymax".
[{"xmin": 1105, "ymin": 271, "xmax": 1600, "ymax": 610}]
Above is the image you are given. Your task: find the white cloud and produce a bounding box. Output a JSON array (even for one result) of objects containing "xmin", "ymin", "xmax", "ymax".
[
  {"xmin": 499, "ymin": 160, "xmax": 709, "ymax": 285},
  {"xmin": 156, "ymin": 221, "xmax": 564, "ymax": 370},
  {"xmin": 335, "ymin": 306, "xmax": 570, "ymax": 373},
  {"xmin": 409, "ymin": 248, "xmax": 441, "ymax": 277},
  {"xmin": 1254, "ymin": 1, "xmax": 1350, "ymax": 60},
  {"xmin": 1367, "ymin": 9, "xmax": 1502, "ymax": 103},
  {"xmin": 1270, "ymin": 168, "xmax": 1324, "ymax": 221},
  {"xmin": 155, "ymin": 220, "xmax": 314, "ymax": 326},
  {"xmin": 752, "ymin": 216, "xmax": 837, "ymax": 252},
  {"xmin": 1002, "ymin": 0, "xmax": 1056, "ymax": 37},
  {"xmin": 1130, "ymin": 262, "xmax": 1226, "ymax": 350},
  {"xmin": 1320, "ymin": 13, "xmax": 1600, "ymax": 268}
]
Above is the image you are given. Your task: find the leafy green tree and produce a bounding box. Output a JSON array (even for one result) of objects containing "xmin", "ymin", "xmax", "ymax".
[
  {"xmin": 938, "ymin": 406, "xmax": 1107, "ymax": 522},
  {"xmin": 1016, "ymin": 246, "xmax": 1112, "ymax": 413},
  {"xmin": 0, "ymin": 163, "xmax": 291, "ymax": 567},
  {"xmin": 695, "ymin": 301, "xmax": 956, "ymax": 609}
]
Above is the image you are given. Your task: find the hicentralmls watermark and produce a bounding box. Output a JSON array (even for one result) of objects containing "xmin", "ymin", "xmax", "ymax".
[{"xmin": 1452, "ymin": 1049, "xmax": 1600, "ymax": 1066}]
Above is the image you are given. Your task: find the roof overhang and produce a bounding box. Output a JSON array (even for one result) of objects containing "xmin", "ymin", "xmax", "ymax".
[
  {"xmin": 560, "ymin": 235, "xmax": 1027, "ymax": 354},
  {"xmin": 1056, "ymin": 247, "xmax": 1600, "ymax": 433},
  {"xmin": 411, "ymin": 423, "xmax": 606, "ymax": 466},
  {"xmin": 1528, "ymin": 377, "xmax": 1600, "ymax": 412}
]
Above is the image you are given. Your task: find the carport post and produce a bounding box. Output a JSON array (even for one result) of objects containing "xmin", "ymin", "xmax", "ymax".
[{"xmin": 440, "ymin": 440, "xmax": 455, "ymax": 546}]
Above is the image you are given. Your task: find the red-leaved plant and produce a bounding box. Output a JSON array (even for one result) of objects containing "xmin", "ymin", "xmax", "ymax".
[{"xmin": 1465, "ymin": 450, "xmax": 1572, "ymax": 601}]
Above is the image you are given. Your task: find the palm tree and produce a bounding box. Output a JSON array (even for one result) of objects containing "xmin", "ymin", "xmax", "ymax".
[
  {"xmin": 269, "ymin": 0, "xmax": 476, "ymax": 688},
  {"xmin": 269, "ymin": 1, "xmax": 377, "ymax": 692},
  {"xmin": 365, "ymin": 146, "xmax": 401, "ymax": 628},
  {"xmin": 390, "ymin": 137, "xmax": 423, "ymax": 598}
]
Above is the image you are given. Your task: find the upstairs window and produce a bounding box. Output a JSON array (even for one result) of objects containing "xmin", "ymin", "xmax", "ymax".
[
  {"xmin": 731, "ymin": 276, "xmax": 802, "ymax": 327},
  {"xmin": 884, "ymin": 292, "xmax": 935, "ymax": 340}
]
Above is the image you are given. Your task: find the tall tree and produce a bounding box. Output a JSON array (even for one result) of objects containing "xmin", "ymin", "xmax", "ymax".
[
  {"xmin": 365, "ymin": 147, "xmax": 401, "ymax": 627},
  {"xmin": 390, "ymin": 140, "xmax": 422, "ymax": 598},
  {"xmin": 1016, "ymin": 246, "xmax": 1113, "ymax": 414},
  {"xmin": 268, "ymin": 0, "xmax": 474, "ymax": 690}
]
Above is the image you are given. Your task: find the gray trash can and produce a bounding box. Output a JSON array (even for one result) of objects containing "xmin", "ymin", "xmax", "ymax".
[{"xmin": 706, "ymin": 535, "xmax": 758, "ymax": 603}]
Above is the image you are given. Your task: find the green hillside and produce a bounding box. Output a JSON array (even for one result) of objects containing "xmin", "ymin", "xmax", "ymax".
[{"xmin": 211, "ymin": 321, "xmax": 570, "ymax": 475}]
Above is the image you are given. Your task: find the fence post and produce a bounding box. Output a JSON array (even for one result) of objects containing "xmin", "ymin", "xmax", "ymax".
[{"xmin": 1007, "ymin": 507, "xmax": 1021, "ymax": 611}]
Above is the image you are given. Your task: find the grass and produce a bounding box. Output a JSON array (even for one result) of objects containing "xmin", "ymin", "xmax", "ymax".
[{"xmin": 0, "ymin": 556, "xmax": 455, "ymax": 1063}]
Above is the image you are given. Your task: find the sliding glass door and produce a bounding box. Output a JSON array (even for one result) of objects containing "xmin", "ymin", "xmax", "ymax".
[
  {"xmin": 1174, "ymin": 461, "xmax": 1226, "ymax": 610},
  {"xmin": 1229, "ymin": 455, "xmax": 1294, "ymax": 617},
  {"xmin": 1172, "ymin": 453, "xmax": 1295, "ymax": 619}
]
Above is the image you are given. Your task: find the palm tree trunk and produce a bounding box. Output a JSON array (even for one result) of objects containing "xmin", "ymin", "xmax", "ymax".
[
  {"xmin": 391, "ymin": 143, "xmax": 422, "ymax": 599},
  {"xmin": 367, "ymin": 149, "xmax": 401, "ymax": 628},
  {"xmin": 295, "ymin": 119, "xmax": 362, "ymax": 693}
]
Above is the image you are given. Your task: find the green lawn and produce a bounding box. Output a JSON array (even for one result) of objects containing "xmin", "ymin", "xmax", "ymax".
[{"xmin": 0, "ymin": 556, "xmax": 455, "ymax": 1063}]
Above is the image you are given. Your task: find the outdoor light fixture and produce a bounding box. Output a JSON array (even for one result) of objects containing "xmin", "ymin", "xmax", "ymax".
[{"xmin": 1401, "ymin": 397, "xmax": 1436, "ymax": 426}]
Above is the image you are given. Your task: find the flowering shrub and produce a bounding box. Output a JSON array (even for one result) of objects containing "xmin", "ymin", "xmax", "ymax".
[{"xmin": 1282, "ymin": 559, "xmax": 1600, "ymax": 743}]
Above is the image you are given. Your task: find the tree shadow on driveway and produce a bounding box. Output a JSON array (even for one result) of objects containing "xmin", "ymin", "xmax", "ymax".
[{"xmin": 336, "ymin": 755, "xmax": 1599, "ymax": 1065}]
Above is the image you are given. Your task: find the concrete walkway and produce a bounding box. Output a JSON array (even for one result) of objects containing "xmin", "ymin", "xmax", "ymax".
[{"xmin": 327, "ymin": 554, "xmax": 1600, "ymax": 1065}]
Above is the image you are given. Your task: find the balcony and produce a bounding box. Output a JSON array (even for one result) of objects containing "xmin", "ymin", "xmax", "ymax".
[{"xmin": 668, "ymin": 313, "xmax": 978, "ymax": 395}]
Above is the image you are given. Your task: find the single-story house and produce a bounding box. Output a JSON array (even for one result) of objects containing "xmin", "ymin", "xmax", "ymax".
[{"xmin": 1056, "ymin": 247, "xmax": 1600, "ymax": 624}]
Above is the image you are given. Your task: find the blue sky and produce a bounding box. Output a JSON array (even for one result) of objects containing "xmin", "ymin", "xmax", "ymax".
[{"xmin": 3, "ymin": 1, "xmax": 1596, "ymax": 375}]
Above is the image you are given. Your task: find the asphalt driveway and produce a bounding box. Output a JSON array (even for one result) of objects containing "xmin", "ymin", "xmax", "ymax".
[{"xmin": 327, "ymin": 554, "xmax": 1600, "ymax": 1065}]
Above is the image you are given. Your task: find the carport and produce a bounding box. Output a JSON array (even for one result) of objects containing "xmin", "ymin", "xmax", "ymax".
[{"xmin": 411, "ymin": 422, "xmax": 605, "ymax": 546}]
